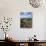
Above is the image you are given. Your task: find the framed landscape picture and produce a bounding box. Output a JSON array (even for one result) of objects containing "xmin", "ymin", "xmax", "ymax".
[{"xmin": 20, "ymin": 12, "xmax": 32, "ymax": 28}]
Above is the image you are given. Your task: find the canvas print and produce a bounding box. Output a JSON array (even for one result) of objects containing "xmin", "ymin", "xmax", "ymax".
[
  {"xmin": 20, "ymin": 12, "xmax": 32, "ymax": 28},
  {"xmin": 20, "ymin": 18, "xmax": 32, "ymax": 28}
]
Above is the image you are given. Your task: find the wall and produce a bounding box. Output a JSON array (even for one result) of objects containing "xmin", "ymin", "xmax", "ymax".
[
  {"xmin": 0, "ymin": 0, "xmax": 46, "ymax": 40},
  {"xmin": 44, "ymin": 15, "xmax": 46, "ymax": 40}
]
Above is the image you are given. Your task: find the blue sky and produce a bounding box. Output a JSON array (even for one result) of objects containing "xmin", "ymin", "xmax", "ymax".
[{"xmin": 20, "ymin": 12, "xmax": 32, "ymax": 17}]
